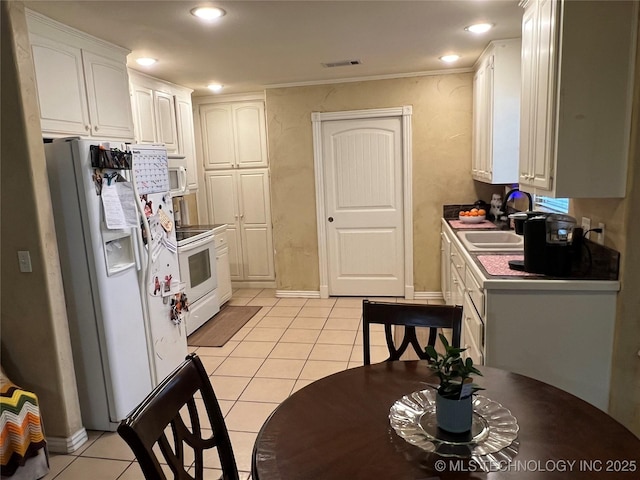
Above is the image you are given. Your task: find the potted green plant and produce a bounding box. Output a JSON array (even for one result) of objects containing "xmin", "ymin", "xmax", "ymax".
[{"xmin": 425, "ymin": 334, "xmax": 483, "ymax": 433}]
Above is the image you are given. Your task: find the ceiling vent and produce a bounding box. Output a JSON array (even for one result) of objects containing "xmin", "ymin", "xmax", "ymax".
[{"xmin": 322, "ymin": 59, "xmax": 361, "ymax": 68}]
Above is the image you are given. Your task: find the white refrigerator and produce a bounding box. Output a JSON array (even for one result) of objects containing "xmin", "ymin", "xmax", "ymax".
[{"xmin": 45, "ymin": 138, "xmax": 188, "ymax": 431}]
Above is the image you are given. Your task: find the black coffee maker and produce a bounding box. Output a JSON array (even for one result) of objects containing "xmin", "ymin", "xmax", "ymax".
[{"xmin": 510, "ymin": 214, "xmax": 578, "ymax": 276}]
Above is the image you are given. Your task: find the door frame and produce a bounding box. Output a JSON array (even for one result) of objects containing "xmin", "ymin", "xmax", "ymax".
[{"xmin": 311, "ymin": 106, "xmax": 414, "ymax": 299}]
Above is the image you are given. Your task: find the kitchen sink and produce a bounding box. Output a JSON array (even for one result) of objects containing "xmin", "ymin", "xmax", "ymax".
[{"xmin": 456, "ymin": 230, "xmax": 524, "ymax": 251}]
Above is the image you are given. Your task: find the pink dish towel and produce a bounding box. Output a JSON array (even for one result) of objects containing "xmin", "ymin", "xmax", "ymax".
[
  {"xmin": 477, "ymin": 255, "xmax": 543, "ymax": 277},
  {"xmin": 448, "ymin": 220, "xmax": 497, "ymax": 229}
]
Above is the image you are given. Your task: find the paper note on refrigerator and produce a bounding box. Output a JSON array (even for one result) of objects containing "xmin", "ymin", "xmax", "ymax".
[{"xmin": 101, "ymin": 182, "xmax": 139, "ymax": 229}]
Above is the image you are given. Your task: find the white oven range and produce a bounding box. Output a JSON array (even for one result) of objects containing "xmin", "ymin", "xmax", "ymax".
[{"xmin": 176, "ymin": 225, "xmax": 222, "ymax": 336}]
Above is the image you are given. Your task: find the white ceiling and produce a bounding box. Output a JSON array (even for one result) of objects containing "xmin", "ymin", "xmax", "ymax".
[{"xmin": 23, "ymin": 1, "xmax": 523, "ymax": 96}]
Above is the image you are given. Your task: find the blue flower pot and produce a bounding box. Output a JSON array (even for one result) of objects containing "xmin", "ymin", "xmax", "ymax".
[{"xmin": 435, "ymin": 392, "xmax": 473, "ymax": 433}]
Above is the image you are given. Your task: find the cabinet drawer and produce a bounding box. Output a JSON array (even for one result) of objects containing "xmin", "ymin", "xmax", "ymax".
[
  {"xmin": 463, "ymin": 293, "xmax": 484, "ymax": 356},
  {"xmin": 450, "ymin": 263, "xmax": 465, "ymax": 306},
  {"xmin": 463, "ymin": 330, "xmax": 484, "ymax": 366},
  {"xmin": 213, "ymin": 231, "xmax": 228, "ymax": 249},
  {"xmin": 465, "ymin": 268, "xmax": 485, "ymax": 317},
  {"xmin": 450, "ymin": 242, "xmax": 465, "ymax": 281}
]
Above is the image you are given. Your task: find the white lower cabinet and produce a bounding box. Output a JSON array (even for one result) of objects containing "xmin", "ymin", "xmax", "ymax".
[
  {"xmin": 444, "ymin": 231, "xmax": 485, "ymax": 364},
  {"xmin": 213, "ymin": 227, "xmax": 232, "ymax": 304},
  {"xmin": 441, "ymin": 219, "xmax": 619, "ymax": 411},
  {"xmin": 205, "ymin": 169, "xmax": 275, "ymax": 283}
]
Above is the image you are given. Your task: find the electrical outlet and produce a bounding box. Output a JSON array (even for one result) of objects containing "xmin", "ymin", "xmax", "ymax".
[
  {"xmin": 597, "ymin": 223, "xmax": 605, "ymax": 245},
  {"xmin": 581, "ymin": 217, "xmax": 591, "ymax": 239}
]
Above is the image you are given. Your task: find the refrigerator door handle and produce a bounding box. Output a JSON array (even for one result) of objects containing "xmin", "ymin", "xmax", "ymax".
[{"xmin": 132, "ymin": 226, "xmax": 143, "ymax": 272}]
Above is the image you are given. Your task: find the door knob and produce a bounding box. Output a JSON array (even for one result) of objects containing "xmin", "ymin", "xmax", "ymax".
[{"xmin": 328, "ymin": 217, "xmax": 334, "ymax": 222}]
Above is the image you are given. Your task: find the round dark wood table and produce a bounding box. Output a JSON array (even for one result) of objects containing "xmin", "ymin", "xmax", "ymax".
[{"xmin": 252, "ymin": 361, "xmax": 639, "ymax": 479}]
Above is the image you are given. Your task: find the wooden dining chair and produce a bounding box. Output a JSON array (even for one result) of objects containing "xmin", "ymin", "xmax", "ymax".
[
  {"xmin": 362, "ymin": 299, "xmax": 463, "ymax": 365},
  {"xmin": 117, "ymin": 354, "xmax": 239, "ymax": 480}
]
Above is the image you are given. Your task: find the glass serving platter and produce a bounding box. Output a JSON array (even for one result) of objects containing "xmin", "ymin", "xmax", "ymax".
[{"xmin": 389, "ymin": 389, "xmax": 519, "ymax": 458}]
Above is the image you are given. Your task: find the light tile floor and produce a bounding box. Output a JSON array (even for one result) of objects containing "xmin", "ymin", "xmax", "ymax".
[{"xmin": 44, "ymin": 289, "xmax": 443, "ymax": 480}]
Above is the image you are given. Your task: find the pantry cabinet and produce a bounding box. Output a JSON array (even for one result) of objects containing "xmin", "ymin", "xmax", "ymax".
[
  {"xmin": 518, "ymin": 0, "xmax": 637, "ymax": 198},
  {"xmin": 128, "ymin": 71, "xmax": 198, "ymax": 192},
  {"xmin": 26, "ymin": 10, "xmax": 134, "ymax": 139},
  {"xmin": 205, "ymin": 169, "xmax": 275, "ymax": 283},
  {"xmin": 471, "ymin": 39, "xmax": 521, "ymax": 184},
  {"xmin": 200, "ymin": 102, "xmax": 268, "ymax": 169}
]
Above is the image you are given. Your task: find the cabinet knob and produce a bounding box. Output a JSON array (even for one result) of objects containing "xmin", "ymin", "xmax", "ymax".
[
  {"xmin": 85, "ymin": 125, "xmax": 90, "ymax": 131},
  {"xmin": 328, "ymin": 217, "xmax": 334, "ymax": 222},
  {"xmin": 94, "ymin": 126, "xmax": 99, "ymax": 132}
]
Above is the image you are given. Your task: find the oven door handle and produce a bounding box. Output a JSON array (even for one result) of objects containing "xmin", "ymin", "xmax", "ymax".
[{"xmin": 178, "ymin": 235, "xmax": 214, "ymax": 252}]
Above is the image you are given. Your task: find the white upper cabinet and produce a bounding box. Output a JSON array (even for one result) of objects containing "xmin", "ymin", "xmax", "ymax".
[
  {"xmin": 175, "ymin": 93, "xmax": 198, "ymax": 191},
  {"xmin": 200, "ymin": 101, "xmax": 268, "ymax": 169},
  {"xmin": 519, "ymin": 0, "xmax": 637, "ymax": 198},
  {"xmin": 472, "ymin": 39, "xmax": 521, "ymax": 184},
  {"xmin": 26, "ymin": 10, "xmax": 134, "ymax": 139},
  {"xmin": 129, "ymin": 71, "xmax": 179, "ymax": 154},
  {"xmin": 128, "ymin": 71, "xmax": 198, "ymax": 192}
]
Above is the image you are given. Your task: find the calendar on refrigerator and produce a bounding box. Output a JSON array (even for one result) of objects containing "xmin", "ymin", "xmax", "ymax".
[{"xmin": 131, "ymin": 146, "xmax": 170, "ymax": 195}]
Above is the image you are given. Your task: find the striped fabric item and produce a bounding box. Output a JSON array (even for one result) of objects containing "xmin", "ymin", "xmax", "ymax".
[{"xmin": 1, "ymin": 373, "xmax": 47, "ymax": 476}]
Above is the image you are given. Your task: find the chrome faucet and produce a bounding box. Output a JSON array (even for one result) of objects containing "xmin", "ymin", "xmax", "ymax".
[{"xmin": 499, "ymin": 188, "xmax": 533, "ymax": 221}]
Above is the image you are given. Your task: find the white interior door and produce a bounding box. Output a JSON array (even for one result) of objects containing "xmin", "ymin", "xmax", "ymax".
[{"xmin": 322, "ymin": 117, "xmax": 404, "ymax": 296}]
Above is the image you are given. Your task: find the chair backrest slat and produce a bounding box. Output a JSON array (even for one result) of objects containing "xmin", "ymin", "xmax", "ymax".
[
  {"xmin": 117, "ymin": 354, "xmax": 239, "ymax": 480},
  {"xmin": 362, "ymin": 300, "xmax": 463, "ymax": 365}
]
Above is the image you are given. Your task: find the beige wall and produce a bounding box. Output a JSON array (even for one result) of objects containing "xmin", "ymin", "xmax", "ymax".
[
  {"xmin": 569, "ymin": 17, "xmax": 640, "ymax": 437},
  {"xmin": 0, "ymin": 2, "xmax": 83, "ymax": 439},
  {"xmin": 266, "ymin": 75, "xmax": 499, "ymax": 292}
]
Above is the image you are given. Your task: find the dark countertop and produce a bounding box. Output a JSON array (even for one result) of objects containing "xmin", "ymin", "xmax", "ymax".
[{"xmin": 443, "ymin": 218, "xmax": 619, "ymax": 282}]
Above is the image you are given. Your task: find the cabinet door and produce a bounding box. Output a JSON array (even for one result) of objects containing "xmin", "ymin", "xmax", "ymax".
[
  {"xmin": 237, "ymin": 169, "xmax": 275, "ymax": 280},
  {"xmin": 440, "ymin": 232, "xmax": 451, "ymax": 305},
  {"xmin": 519, "ymin": 3, "xmax": 538, "ymax": 186},
  {"xmin": 201, "ymin": 104, "xmax": 235, "ymax": 169},
  {"xmin": 130, "ymin": 85, "xmax": 157, "ymax": 143},
  {"xmin": 155, "ymin": 91, "xmax": 179, "ymax": 153},
  {"xmin": 175, "ymin": 96, "xmax": 198, "ymax": 191},
  {"xmin": 481, "ymin": 55, "xmax": 494, "ymax": 179},
  {"xmin": 205, "ymin": 172, "xmax": 243, "ymax": 280},
  {"xmin": 471, "ymin": 66, "xmax": 484, "ymax": 179},
  {"xmin": 215, "ymin": 245, "xmax": 232, "ymax": 304},
  {"xmin": 472, "ymin": 53, "xmax": 497, "ymax": 182},
  {"xmin": 530, "ymin": 0, "xmax": 557, "ymax": 190},
  {"xmin": 29, "ymin": 33, "xmax": 90, "ymax": 136},
  {"xmin": 519, "ymin": 0, "xmax": 556, "ymax": 190},
  {"xmin": 233, "ymin": 102, "xmax": 268, "ymax": 168},
  {"xmin": 81, "ymin": 50, "xmax": 134, "ymax": 139}
]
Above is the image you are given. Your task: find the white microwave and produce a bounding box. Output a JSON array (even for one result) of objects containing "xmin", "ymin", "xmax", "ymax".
[{"xmin": 168, "ymin": 165, "xmax": 188, "ymax": 196}]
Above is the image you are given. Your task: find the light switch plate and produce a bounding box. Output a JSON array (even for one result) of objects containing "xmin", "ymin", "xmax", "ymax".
[{"xmin": 18, "ymin": 250, "xmax": 32, "ymax": 273}]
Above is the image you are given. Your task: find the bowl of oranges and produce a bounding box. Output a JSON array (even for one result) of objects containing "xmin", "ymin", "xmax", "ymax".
[{"xmin": 459, "ymin": 208, "xmax": 487, "ymax": 223}]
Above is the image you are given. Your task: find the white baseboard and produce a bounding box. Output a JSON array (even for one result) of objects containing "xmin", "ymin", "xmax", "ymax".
[
  {"xmin": 46, "ymin": 427, "xmax": 88, "ymax": 454},
  {"xmin": 231, "ymin": 280, "xmax": 276, "ymax": 289},
  {"xmin": 275, "ymin": 290, "xmax": 321, "ymax": 298},
  {"xmin": 413, "ymin": 291, "xmax": 445, "ymax": 300}
]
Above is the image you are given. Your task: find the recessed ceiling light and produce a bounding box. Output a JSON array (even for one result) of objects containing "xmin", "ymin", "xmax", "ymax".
[
  {"xmin": 465, "ymin": 23, "xmax": 494, "ymax": 34},
  {"xmin": 440, "ymin": 54, "xmax": 461, "ymax": 63},
  {"xmin": 191, "ymin": 6, "xmax": 226, "ymax": 20},
  {"xmin": 207, "ymin": 84, "xmax": 223, "ymax": 92},
  {"xmin": 136, "ymin": 57, "xmax": 157, "ymax": 66}
]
